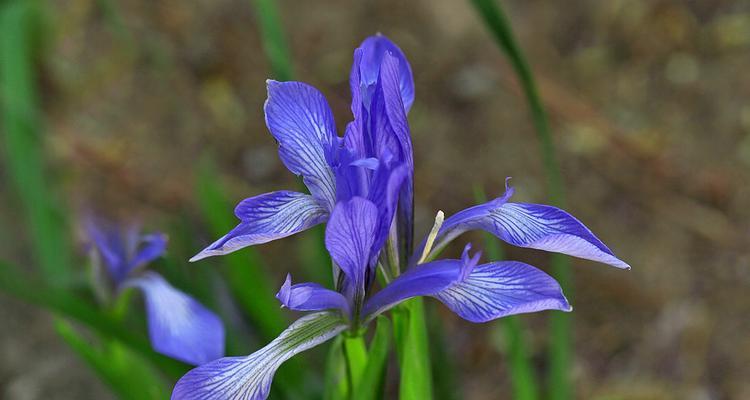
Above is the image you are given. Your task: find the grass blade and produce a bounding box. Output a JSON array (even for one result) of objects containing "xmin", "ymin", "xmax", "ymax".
[
  {"xmin": 353, "ymin": 316, "xmax": 392, "ymax": 400},
  {"xmin": 427, "ymin": 303, "xmax": 459, "ymax": 400},
  {"xmin": 195, "ymin": 160, "xmax": 313, "ymax": 398},
  {"xmin": 393, "ymin": 298, "xmax": 433, "ymax": 400},
  {"xmin": 324, "ymin": 336, "xmax": 348, "ymax": 400},
  {"xmin": 475, "ymin": 186, "xmax": 539, "ymax": 400},
  {"xmin": 0, "ymin": 261, "xmax": 189, "ymax": 379},
  {"xmin": 469, "ymin": 1, "xmax": 573, "ymax": 398},
  {"xmin": 251, "ymin": 0, "xmax": 294, "ymax": 81},
  {"xmin": 55, "ymin": 319, "xmax": 170, "ymax": 400},
  {"xmin": 0, "ymin": 0, "xmax": 73, "ymax": 286},
  {"xmin": 195, "ymin": 160, "xmax": 287, "ymax": 340}
]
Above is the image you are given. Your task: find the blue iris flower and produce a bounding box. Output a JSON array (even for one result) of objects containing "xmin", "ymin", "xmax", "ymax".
[
  {"xmin": 173, "ymin": 34, "xmax": 629, "ymax": 400},
  {"xmin": 86, "ymin": 217, "xmax": 225, "ymax": 366}
]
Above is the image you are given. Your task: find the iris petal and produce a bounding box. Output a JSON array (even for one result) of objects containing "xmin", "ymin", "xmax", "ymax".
[
  {"xmin": 265, "ymin": 80, "xmax": 338, "ymax": 209},
  {"xmin": 128, "ymin": 233, "xmax": 167, "ymax": 270},
  {"xmin": 353, "ymin": 34, "xmax": 415, "ymax": 112},
  {"xmin": 325, "ymin": 197, "xmax": 379, "ymax": 294},
  {"xmin": 191, "ymin": 191, "xmax": 328, "ymax": 261},
  {"xmin": 433, "ymin": 261, "xmax": 571, "ymax": 323},
  {"xmin": 276, "ymin": 274, "xmax": 350, "ymax": 315},
  {"xmin": 431, "ymin": 188, "xmax": 630, "ymax": 269},
  {"xmin": 362, "ymin": 258, "xmax": 463, "ymax": 320},
  {"xmin": 125, "ymin": 272, "xmax": 225, "ymax": 366},
  {"xmin": 171, "ymin": 312, "xmax": 346, "ymax": 400},
  {"xmin": 363, "ymin": 256, "xmax": 570, "ymax": 324}
]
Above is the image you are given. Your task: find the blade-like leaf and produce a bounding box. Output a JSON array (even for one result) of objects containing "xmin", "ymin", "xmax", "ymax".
[
  {"xmin": 195, "ymin": 160, "xmax": 287, "ymax": 340},
  {"xmin": 343, "ymin": 334, "xmax": 368, "ymax": 392},
  {"xmin": 0, "ymin": 0, "xmax": 73, "ymax": 286},
  {"xmin": 323, "ymin": 336, "xmax": 348, "ymax": 400},
  {"xmin": 353, "ymin": 316, "xmax": 392, "ymax": 400},
  {"xmin": 55, "ymin": 319, "xmax": 170, "ymax": 400},
  {"xmin": 0, "ymin": 261, "xmax": 189, "ymax": 379},
  {"xmin": 469, "ymin": 1, "xmax": 572, "ymax": 398},
  {"xmin": 393, "ymin": 298, "xmax": 433, "ymax": 400},
  {"xmin": 195, "ymin": 160, "xmax": 310, "ymax": 397},
  {"xmin": 251, "ymin": 0, "xmax": 294, "ymax": 81}
]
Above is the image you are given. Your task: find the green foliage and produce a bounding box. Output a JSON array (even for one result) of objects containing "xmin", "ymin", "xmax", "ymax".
[
  {"xmin": 393, "ymin": 298, "xmax": 433, "ymax": 400},
  {"xmin": 469, "ymin": 1, "xmax": 573, "ymax": 398},
  {"xmin": 251, "ymin": 0, "xmax": 294, "ymax": 81},
  {"xmin": 353, "ymin": 316, "xmax": 392, "ymax": 400},
  {"xmin": 195, "ymin": 160, "xmax": 287, "ymax": 340},
  {"xmin": 0, "ymin": 261, "xmax": 189, "ymax": 379},
  {"xmin": 0, "ymin": 0, "xmax": 73, "ymax": 286},
  {"xmin": 55, "ymin": 319, "xmax": 170, "ymax": 400}
]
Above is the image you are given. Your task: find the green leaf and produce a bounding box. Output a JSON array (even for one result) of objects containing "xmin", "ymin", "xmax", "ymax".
[
  {"xmin": 0, "ymin": 0, "xmax": 73, "ymax": 286},
  {"xmin": 0, "ymin": 261, "xmax": 189, "ymax": 379},
  {"xmin": 353, "ymin": 316, "xmax": 392, "ymax": 400},
  {"xmin": 55, "ymin": 319, "xmax": 170, "ymax": 400},
  {"xmin": 194, "ymin": 160, "xmax": 311, "ymax": 398},
  {"xmin": 195, "ymin": 160, "xmax": 287, "ymax": 340},
  {"xmin": 324, "ymin": 336, "xmax": 348, "ymax": 400},
  {"xmin": 475, "ymin": 186, "xmax": 539, "ymax": 400},
  {"xmin": 251, "ymin": 0, "xmax": 294, "ymax": 81},
  {"xmin": 343, "ymin": 334, "xmax": 368, "ymax": 392},
  {"xmin": 427, "ymin": 303, "xmax": 459, "ymax": 400},
  {"xmin": 469, "ymin": 1, "xmax": 572, "ymax": 398},
  {"xmin": 393, "ymin": 298, "xmax": 433, "ymax": 400}
]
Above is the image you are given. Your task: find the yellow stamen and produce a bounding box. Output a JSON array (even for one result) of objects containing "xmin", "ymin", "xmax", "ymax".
[{"xmin": 418, "ymin": 210, "xmax": 444, "ymax": 264}]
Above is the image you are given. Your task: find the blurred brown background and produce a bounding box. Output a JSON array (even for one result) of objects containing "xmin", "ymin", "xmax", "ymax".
[{"xmin": 1, "ymin": 0, "xmax": 749, "ymax": 399}]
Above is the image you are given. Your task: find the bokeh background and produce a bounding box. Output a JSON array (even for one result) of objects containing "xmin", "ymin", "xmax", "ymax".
[{"xmin": 1, "ymin": 0, "xmax": 749, "ymax": 399}]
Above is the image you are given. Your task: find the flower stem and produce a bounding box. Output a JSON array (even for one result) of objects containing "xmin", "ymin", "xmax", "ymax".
[{"xmin": 342, "ymin": 333, "xmax": 368, "ymax": 399}]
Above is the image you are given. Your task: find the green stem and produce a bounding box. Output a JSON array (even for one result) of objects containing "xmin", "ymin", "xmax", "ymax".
[
  {"xmin": 469, "ymin": 1, "xmax": 572, "ymax": 399},
  {"xmin": 342, "ymin": 334, "xmax": 368, "ymax": 399}
]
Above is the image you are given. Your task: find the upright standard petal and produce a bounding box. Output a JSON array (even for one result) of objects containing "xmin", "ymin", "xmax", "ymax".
[
  {"xmin": 85, "ymin": 218, "xmax": 130, "ymax": 283},
  {"xmin": 432, "ymin": 188, "xmax": 630, "ymax": 269},
  {"xmin": 265, "ymin": 80, "xmax": 337, "ymax": 209},
  {"xmin": 433, "ymin": 261, "xmax": 571, "ymax": 323},
  {"xmin": 371, "ymin": 53, "xmax": 415, "ymax": 264},
  {"xmin": 171, "ymin": 312, "xmax": 347, "ymax": 400},
  {"xmin": 325, "ymin": 197, "xmax": 379, "ymax": 294},
  {"xmin": 191, "ymin": 191, "xmax": 328, "ymax": 261},
  {"xmin": 124, "ymin": 272, "xmax": 225, "ymax": 366},
  {"xmin": 367, "ymin": 157, "xmax": 408, "ymax": 258},
  {"xmin": 276, "ymin": 274, "xmax": 350, "ymax": 315},
  {"xmin": 353, "ymin": 34, "xmax": 415, "ymax": 112},
  {"xmin": 128, "ymin": 233, "xmax": 168, "ymax": 270}
]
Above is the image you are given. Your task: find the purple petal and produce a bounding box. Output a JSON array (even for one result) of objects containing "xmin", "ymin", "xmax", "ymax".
[
  {"xmin": 276, "ymin": 274, "xmax": 350, "ymax": 315},
  {"xmin": 362, "ymin": 258, "xmax": 463, "ymax": 320},
  {"xmin": 433, "ymin": 187, "xmax": 630, "ymax": 269},
  {"xmin": 125, "ymin": 272, "xmax": 225, "ymax": 366},
  {"xmin": 353, "ymin": 34, "xmax": 415, "ymax": 112},
  {"xmin": 85, "ymin": 218, "xmax": 130, "ymax": 283},
  {"xmin": 191, "ymin": 191, "xmax": 328, "ymax": 261},
  {"xmin": 129, "ymin": 233, "xmax": 168, "ymax": 270},
  {"xmin": 171, "ymin": 312, "xmax": 346, "ymax": 400},
  {"xmin": 434, "ymin": 261, "xmax": 571, "ymax": 323},
  {"xmin": 367, "ymin": 158, "xmax": 408, "ymax": 256},
  {"xmin": 264, "ymin": 80, "xmax": 337, "ymax": 209},
  {"xmin": 325, "ymin": 197, "xmax": 379, "ymax": 297}
]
